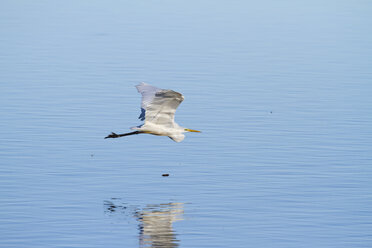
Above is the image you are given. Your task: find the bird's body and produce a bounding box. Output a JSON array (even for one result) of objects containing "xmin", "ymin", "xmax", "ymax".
[
  {"xmin": 105, "ymin": 82, "xmax": 200, "ymax": 142},
  {"xmin": 132, "ymin": 122, "xmax": 186, "ymax": 142}
]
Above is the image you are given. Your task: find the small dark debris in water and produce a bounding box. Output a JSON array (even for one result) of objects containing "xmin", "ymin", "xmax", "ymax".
[
  {"xmin": 270, "ymin": 111, "xmax": 273, "ymax": 114},
  {"xmin": 162, "ymin": 174, "xmax": 169, "ymax": 177},
  {"xmin": 91, "ymin": 154, "xmax": 94, "ymax": 157}
]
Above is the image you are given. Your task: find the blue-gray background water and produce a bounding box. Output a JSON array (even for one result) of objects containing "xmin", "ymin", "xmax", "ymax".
[{"xmin": 1, "ymin": 1, "xmax": 372, "ymax": 247}]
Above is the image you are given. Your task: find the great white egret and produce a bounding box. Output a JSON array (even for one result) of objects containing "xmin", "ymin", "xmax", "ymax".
[{"xmin": 105, "ymin": 82, "xmax": 200, "ymax": 142}]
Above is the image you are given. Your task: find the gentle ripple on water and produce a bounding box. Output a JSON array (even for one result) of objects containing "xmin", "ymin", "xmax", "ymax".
[{"xmin": 1, "ymin": 1, "xmax": 372, "ymax": 247}]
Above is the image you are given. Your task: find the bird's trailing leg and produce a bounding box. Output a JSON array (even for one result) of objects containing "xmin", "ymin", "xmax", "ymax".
[{"xmin": 105, "ymin": 131, "xmax": 143, "ymax": 139}]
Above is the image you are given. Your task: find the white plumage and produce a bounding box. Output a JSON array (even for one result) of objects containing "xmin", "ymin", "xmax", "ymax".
[{"xmin": 105, "ymin": 82, "xmax": 200, "ymax": 142}]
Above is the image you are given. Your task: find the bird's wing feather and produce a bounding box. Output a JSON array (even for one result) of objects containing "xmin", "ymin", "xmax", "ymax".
[
  {"xmin": 136, "ymin": 82, "xmax": 161, "ymax": 121},
  {"xmin": 136, "ymin": 83, "xmax": 184, "ymax": 127},
  {"xmin": 145, "ymin": 89, "xmax": 184, "ymax": 127}
]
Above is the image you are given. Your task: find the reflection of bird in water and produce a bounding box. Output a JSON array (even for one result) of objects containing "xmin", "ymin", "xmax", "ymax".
[
  {"xmin": 136, "ymin": 203, "xmax": 184, "ymax": 248},
  {"xmin": 105, "ymin": 82, "xmax": 200, "ymax": 142},
  {"xmin": 104, "ymin": 200, "xmax": 184, "ymax": 248}
]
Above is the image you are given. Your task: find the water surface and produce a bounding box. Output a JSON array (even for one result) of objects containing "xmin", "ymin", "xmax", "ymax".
[{"xmin": 1, "ymin": 1, "xmax": 372, "ymax": 247}]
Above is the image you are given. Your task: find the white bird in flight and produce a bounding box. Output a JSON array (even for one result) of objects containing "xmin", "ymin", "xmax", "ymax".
[{"xmin": 105, "ymin": 82, "xmax": 201, "ymax": 142}]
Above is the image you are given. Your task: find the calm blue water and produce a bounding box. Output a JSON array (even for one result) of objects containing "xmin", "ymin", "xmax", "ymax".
[{"xmin": 1, "ymin": 1, "xmax": 372, "ymax": 247}]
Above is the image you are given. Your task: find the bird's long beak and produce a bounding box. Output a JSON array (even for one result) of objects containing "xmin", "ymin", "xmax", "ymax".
[{"xmin": 186, "ymin": 128, "xmax": 201, "ymax": 132}]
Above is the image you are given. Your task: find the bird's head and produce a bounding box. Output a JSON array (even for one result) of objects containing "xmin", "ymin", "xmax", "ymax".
[{"xmin": 184, "ymin": 128, "xmax": 201, "ymax": 133}]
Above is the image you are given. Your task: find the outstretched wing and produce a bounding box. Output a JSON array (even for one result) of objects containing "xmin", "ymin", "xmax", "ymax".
[
  {"xmin": 136, "ymin": 82, "xmax": 161, "ymax": 121},
  {"xmin": 135, "ymin": 83, "xmax": 184, "ymax": 128}
]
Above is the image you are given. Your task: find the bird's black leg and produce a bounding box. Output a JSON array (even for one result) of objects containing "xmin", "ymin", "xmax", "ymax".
[{"xmin": 105, "ymin": 131, "xmax": 143, "ymax": 139}]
